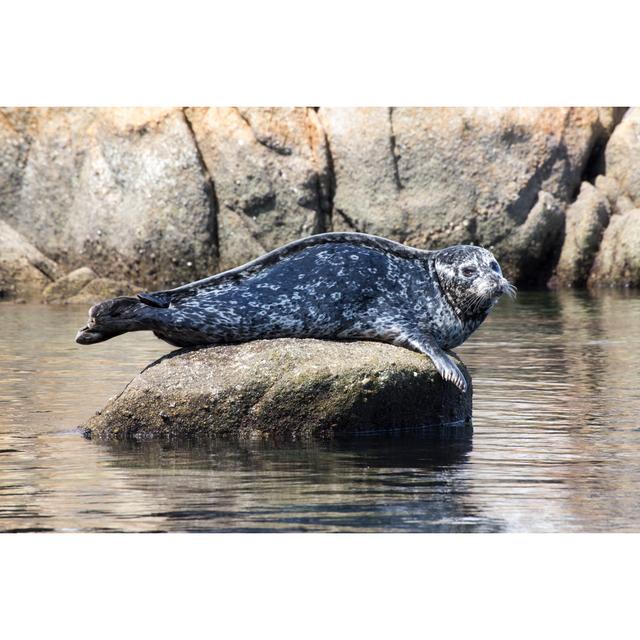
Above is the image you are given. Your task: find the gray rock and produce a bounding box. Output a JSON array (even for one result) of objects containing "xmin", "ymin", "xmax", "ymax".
[
  {"xmin": 83, "ymin": 338, "xmax": 472, "ymax": 440},
  {"xmin": 42, "ymin": 266, "xmax": 98, "ymax": 303},
  {"xmin": 554, "ymin": 182, "xmax": 611, "ymax": 287},
  {"xmin": 0, "ymin": 110, "xmax": 31, "ymax": 222},
  {"xmin": 594, "ymin": 174, "xmax": 620, "ymax": 205},
  {"xmin": 319, "ymin": 107, "xmax": 618, "ymax": 285},
  {"xmin": 605, "ymin": 108, "xmax": 640, "ymax": 208},
  {"xmin": 66, "ymin": 277, "xmax": 137, "ymax": 305},
  {"xmin": 499, "ymin": 191, "xmax": 566, "ymax": 286},
  {"xmin": 0, "ymin": 220, "xmax": 60, "ymax": 299},
  {"xmin": 0, "ymin": 108, "xmax": 217, "ymax": 289},
  {"xmin": 589, "ymin": 209, "xmax": 640, "ymax": 287},
  {"xmin": 185, "ymin": 107, "xmax": 332, "ymax": 271},
  {"xmin": 594, "ymin": 174, "xmax": 633, "ymax": 217}
]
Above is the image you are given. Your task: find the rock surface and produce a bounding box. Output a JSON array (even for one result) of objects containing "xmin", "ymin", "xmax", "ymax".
[
  {"xmin": 0, "ymin": 108, "xmax": 217, "ymax": 289},
  {"xmin": 554, "ymin": 182, "xmax": 611, "ymax": 287},
  {"xmin": 0, "ymin": 220, "xmax": 60, "ymax": 299},
  {"xmin": 42, "ymin": 267, "xmax": 98, "ymax": 303},
  {"xmin": 605, "ymin": 108, "xmax": 640, "ymax": 208},
  {"xmin": 185, "ymin": 107, "xmax": 332, "ymax": 271},
  {"xmin": 589, "ymin": 209, "xmax": 640, "ymax": 287},
  {"xmin": 66, "ymin": 277, "xmax": 137, "ymax": 305},
  {"xmin": 42, "ymin": 267, "xmax": 137, "ymax": 304},
  {"xmin": 83, "ymin": 339, "xmax": 472, "ymax": 440}
]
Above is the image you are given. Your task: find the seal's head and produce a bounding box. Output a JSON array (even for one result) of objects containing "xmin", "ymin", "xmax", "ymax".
[{"xmin": 433, "ymin": 245, "xmax": 514, "ymax": 319}]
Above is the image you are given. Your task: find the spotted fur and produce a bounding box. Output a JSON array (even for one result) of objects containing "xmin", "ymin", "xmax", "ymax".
[{"xmin": 76, "ymin": 232, "xmax": 512, "ymax": 391}]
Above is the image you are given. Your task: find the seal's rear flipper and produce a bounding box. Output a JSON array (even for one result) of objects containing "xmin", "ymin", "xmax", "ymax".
[
  {"xmin": 76, "ymin": 296, "xmax": 156, "ymax": 345},
  {"xmin": 75, "ymin": 325, "xmax": 124, "ymax": 345}
]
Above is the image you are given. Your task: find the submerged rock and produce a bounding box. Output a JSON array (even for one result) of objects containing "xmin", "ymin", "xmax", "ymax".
[{"xmin": 83, "ymin": 338, "xmax": 472, "ymax": 440}]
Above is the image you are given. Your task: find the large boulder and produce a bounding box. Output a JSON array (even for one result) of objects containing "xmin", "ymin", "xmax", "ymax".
[
  {"xmin": 185, "ymin": 107, "xmax": 332, "ymax": 271},
  {"xmin": 83, "ymin": 338, "xmax": 472, "ymax": 440},
  {"xmin": 0, "ymin": 108, "xmax": 217, "ymax": 289},
  {"xmin": 318, "ymin": 107, "xmax": 621, "ymax": 285},
  {"xmin": 554, "ymin": 182, "xmax": 611, "ymax": 287},
  {"xmin": 589, "ymin": 209, "xmax": 640, "ymax": 287},
  {"xmin": 0, "ymin": 220, "xmax": 60, "ymax": 299}
]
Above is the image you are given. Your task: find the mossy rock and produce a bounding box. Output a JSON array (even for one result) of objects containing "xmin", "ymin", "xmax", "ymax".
[{"xmin": 82, "ymin": 338, "xmax": 472, "ymax": 440}]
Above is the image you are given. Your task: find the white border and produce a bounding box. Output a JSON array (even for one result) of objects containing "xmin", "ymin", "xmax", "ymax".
[
  {"xmin": 1, "ymin": 1, "xmax": 638, "ymax": 105},
  {"xmin": 1, "ymin": 534, "xmax": 637, "ymax": 638}
]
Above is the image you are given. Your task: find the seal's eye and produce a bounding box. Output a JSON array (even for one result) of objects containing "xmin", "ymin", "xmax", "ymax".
[
  {"xmin": 462, "ymin": 266, "xmax": 477, "ymax": 278},
  {"xmin": 490, "ymin": 261, "xmax": 501, "ymax": 274}
]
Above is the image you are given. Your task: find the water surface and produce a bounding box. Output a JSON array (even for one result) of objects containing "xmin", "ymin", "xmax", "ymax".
[{"xmin": 1, "ymin": 291, "xmax": 639, "ymax": 532}]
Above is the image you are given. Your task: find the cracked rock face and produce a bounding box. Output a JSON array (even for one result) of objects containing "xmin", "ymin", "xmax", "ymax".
[
  {"xmin": 319, "ymin": 107, "xmax": 619, "ymax": 286},
  {"xmin": 4, "ymin": 106, "xmax": 640, "ymax": 296},
  {"xmin": 185, "ymin": 107, "xmax": 332, "ymax": 271},
  {"xmin": 583, "ymin": 109, "xmax": 640, "ymax": 287},
  {"xmin": 0, "ymin": 108, "xmax": 217, "ymax": 289},
  {"xmin": 83, "ymin": 338, "xmax": 472, "ymax": 440},
  {"xmin": 559, "ymin": 108, "xmax": 640, "ymax": 288}
]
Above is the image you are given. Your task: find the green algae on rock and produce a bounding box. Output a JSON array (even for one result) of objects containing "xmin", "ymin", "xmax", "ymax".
[{"xmin": 82, "ymin": 338, "xmax": 472, "ymax": 440}]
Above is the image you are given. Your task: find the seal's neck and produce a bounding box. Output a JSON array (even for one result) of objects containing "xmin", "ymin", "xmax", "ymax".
[{"xmin": 429, "ymin": 257, "xmax": 464, "ymax": 319}]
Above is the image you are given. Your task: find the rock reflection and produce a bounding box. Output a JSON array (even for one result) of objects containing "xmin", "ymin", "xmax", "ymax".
[{"xmin": 95, "ymin": 427, "xmax": 498, "ymax": 532}]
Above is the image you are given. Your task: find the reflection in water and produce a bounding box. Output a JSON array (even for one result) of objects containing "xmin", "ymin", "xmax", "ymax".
[{"xmin": 0, "ymin": 291, "xmax": 639, "ymax": 532}]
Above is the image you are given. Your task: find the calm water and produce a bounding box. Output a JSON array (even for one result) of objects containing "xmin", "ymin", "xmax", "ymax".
[{"xmin": 0, "ymin": 291, "xmax": 639, "ymax": 532}]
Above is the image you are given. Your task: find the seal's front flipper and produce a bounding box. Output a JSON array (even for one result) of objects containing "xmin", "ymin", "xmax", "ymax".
[
  {"xmin": 393, "ymin": 331, "xmax": 468, "ymax": 392},
  {"xmin": 427, "ymin": 349, "xmax": 467, "ymax": 392}
]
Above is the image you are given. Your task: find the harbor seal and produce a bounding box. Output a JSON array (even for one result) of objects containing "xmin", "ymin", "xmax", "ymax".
[{"xmin": 75, "ymin": 232, "xmax": 514, "ymax": 391}]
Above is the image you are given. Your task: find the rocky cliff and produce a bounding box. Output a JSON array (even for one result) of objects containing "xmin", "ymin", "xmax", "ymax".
[{"xmin": 1, "ymin": 106, "xmax": 637, "ymax": 301}]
